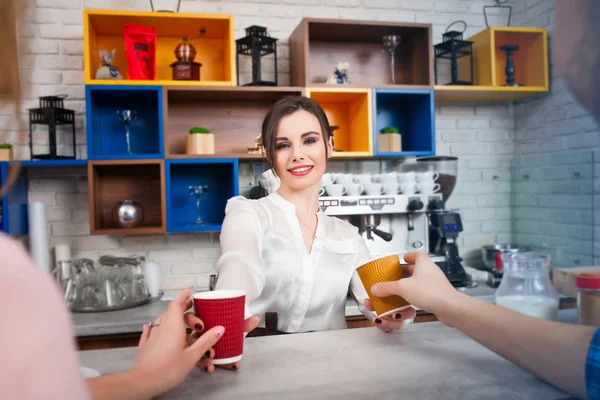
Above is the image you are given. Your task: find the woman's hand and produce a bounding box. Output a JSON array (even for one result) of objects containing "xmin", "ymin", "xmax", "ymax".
[
  {"xmin": 185, "ymin": 309, "xmax": 260, "ymax": 373},
  {"xmin": 131, "ymin": 289, "xmax": 225, "ymax": 397},
  {"xmin": 363, "ymin": 299, "xmax": 417, "ymax": 333}
]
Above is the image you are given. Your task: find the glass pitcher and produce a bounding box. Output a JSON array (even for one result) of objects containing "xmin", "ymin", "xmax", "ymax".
[{"xmin": 495, "ymin": 251, "xmax": 559, "ymax": 320}]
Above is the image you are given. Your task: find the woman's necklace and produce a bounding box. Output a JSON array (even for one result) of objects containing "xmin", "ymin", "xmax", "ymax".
[{"xmin": 296, "ymin": 212, "xmax": 317, "ymax": 241}]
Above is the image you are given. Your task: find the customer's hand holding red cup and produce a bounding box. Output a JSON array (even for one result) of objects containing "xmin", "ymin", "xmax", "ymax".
[{"xmin": 192, "ymin": 290, "xmax": 246, "ymax": 365}]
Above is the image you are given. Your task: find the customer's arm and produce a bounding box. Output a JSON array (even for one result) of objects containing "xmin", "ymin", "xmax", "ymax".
[
  {"xmin": 87, "ymin": 289, "xmax": 224, "ymax": 400},
  {"xmin": 371, "ymin": 252, "xmax": 596, "ymax": 400}
]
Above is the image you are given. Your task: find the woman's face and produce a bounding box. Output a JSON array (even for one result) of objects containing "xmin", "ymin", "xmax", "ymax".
[{"xmin": 273, "ymin": 109, "xmax": 332, "ymax": 191}]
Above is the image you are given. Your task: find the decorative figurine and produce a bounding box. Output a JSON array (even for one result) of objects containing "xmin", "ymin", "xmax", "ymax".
[
  {"xmin": 189, "ymin": 185, "xmax": 209, "ymax": 226},
  {"xmin": 247, "ymin": 134, "xmax": 264, "ymax": 154},
  {"xmin": 326, "ymin": 62, "xmax": 351, "ymax": 84},
  {"xmin": 116, "ymin": 109, "xmax": 137, "ymax": 154},
  {"xmin": 170, "ymin": 28, "xmax": 205, "ymax": 81},
  {"xmin": 96, "ymin": 49, "xmax": 124, "ymax": 80},
  {"xmin": 500, "ymin": 44, "xmax": 522, "ymax": 86}
]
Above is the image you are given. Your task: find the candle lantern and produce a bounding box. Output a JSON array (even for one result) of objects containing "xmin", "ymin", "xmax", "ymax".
[
  {"xmin": 483, "ymin": 0, "xmax": 512, "ymax": 27},
  {"xmin": 236, "ymin": 26, "xmax": 278, "ymax": 86},
  {"xmin": 149, "ymin": 0, "xmax": 181, "ymax": 12},
  {"xmin": 434, "ymin": 21, "xmax": 474, "ymax": 86},
  {"xmin": 28, "ymin": 95, "xmax": 76, "ymax": 160}
]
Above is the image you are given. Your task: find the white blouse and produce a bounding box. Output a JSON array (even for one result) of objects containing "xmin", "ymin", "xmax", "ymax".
[{"xmin": 214, "ymin": 192, "xmax": 376, "ymax": 333}]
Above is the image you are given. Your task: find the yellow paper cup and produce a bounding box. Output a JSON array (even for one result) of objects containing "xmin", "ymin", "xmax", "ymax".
[{"xmin": 357, "ymin": 254, "xmax": 411, "ymax": 317}]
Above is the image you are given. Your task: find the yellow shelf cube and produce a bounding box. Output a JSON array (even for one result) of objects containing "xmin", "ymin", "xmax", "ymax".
[
  {"xmin": 83, "ymin": 9, "xmax": 235, "ymax": 86},
  {"xmin": 306, "ymin": 88, "xmax": 373, "ymax": 156},
  {"xmin": 435, "ymin": 26, "xmax": 549, "ymax": 103}
]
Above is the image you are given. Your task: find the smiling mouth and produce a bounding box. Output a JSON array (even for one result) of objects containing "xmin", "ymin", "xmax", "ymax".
[{"xmin": 288, "ymin": 165, "xmax": 314, "ymax": 176}]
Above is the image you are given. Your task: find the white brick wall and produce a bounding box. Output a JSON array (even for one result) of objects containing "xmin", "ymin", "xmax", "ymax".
[
  {"xmin": 512, "ymin": 0, "xmax": 599, "ymax": 268},
  {"xmin": 3, "ymin": 0, "xmax": 574, "ymax": 289}
]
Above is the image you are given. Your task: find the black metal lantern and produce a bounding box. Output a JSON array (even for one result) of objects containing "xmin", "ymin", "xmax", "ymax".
[
  {"xmin": 28, "ymin": 94, "xmax": 76, "ymax": 160},
  {"xmin": 434, "ymin": 21, "xmax": 474, "ymax": 86},
  {"xmin": 484, "ymin": 0, "xmax": 512, "ymax": 27},
  {"xmin": 236, "ymin": 26, "xmax": 278, "ymax": 86}
]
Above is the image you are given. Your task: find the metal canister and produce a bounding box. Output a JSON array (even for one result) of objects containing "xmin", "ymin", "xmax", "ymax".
[{"xmin": 576, "ymin": 273, "xmax": 600, "ymax": 326}]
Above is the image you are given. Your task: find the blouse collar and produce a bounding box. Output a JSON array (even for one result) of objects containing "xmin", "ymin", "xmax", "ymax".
[{"xmin": 269, "ymin": 192, "xmax": 323, "ymax": 216}]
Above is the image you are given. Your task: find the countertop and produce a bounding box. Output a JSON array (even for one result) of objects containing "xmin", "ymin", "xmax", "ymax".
[
  {"xmin": 71, "ymin": 282, "xmax": 575, "ymax": 337},
  {"xmin": 78, "ymin": 320, "xmax": 573, "ymax": 400}
]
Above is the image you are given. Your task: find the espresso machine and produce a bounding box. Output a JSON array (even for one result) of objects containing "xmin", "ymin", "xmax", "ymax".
[
  {"xmin": 416, "ymin": 156, "xmax": 470, "ymax": 288},
  {"xmin": 319, "ymin": 188, "xmax": 442, "ymax": 262}
]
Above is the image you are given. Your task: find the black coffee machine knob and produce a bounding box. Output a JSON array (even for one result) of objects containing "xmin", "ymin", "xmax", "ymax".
[
  {"xmin": 428, "ymin": 198, "xmax": 445, "ymax": 211},
  {"xmin": 407, "ymin": 199, "xmax": 424, "ymax": 211}
]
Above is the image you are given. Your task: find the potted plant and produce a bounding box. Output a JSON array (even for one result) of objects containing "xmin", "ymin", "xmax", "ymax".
[
  {"xmin": 0, "ymin": 142, "xmax": 14, "ymax": 161},
  {"xmin": 377, "ymin": 126, "xmax": 402, "ymax": 153},
  {"xmin": 186, "ymin": 127, "xmax": 215, "ymax": 155}
]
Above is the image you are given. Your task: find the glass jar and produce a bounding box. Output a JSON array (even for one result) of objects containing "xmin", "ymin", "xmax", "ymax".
[
  {"xmin": 495, "ymin": 252, "xmax": 559, "ymax": 320},
  {"xmin": 576, "ymin": 273, "xmax": 600, "ymax": 326}
]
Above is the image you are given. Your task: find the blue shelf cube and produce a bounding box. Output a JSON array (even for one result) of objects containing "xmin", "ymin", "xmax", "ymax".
[
  {"xmin": 372, "ymin": 89, "xmax": 435, "ymax": 157},
  {"xmin": 0, "ymin": 163, "xmax": 28, "ymax": 236},
  {"xmin": 86, "ymin": 85, "xmax": 164, "ymax": 160},
  {"xmin": 166, "ymin": 158, "xmax": 239, "ymax": 232}
]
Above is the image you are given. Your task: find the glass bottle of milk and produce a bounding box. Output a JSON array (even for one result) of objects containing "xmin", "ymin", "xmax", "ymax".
[{"xmin": 495, "ymin": 252, "xmax": 559, "ymax": 320}]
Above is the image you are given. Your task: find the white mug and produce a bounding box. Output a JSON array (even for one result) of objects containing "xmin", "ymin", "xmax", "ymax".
[
  {"xmin": 383, "ymin": 182, "xmax": 401, "ymax": 195},
  {"xmin": 416, "ymin": 171, "xmax": 439, "ymax": 182},
  {"xmin": 419, "ymin": 182, "xmax": 440, "ymax": 194},
  {"xmin": 364, "ymin": 183, "xmax": 385, "ymax": 196},
  {"xmin": 378, "ymin": 172, "xmax": 398, "ymax": 184},
  {"xmin": 335, "ymin": 173, "xmax": 354, "ymax": 186},
  {"xmin": 400, "ymin": 182, "xmax": 419, "ymax": 194},
  {"xmin": 347, "ymin": 183, "xmax": 364, "ymax": 196},
  {"xmin": 321, "ymin": 173, "xmax": 336, "ymax": 187},
  {"xmin": 398, "ymin": 172, "xmax": 416, "ymax": 182},
  {"xmin": 354, "ymin": 174, "xmax": 372, "ymax": 184},
  {"xmin": 326, "ymin": 183, "xmax": 347, "ymax": 197}
]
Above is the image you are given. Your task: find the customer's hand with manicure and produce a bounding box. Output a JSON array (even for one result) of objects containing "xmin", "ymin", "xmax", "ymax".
[{"xmin": 185, "ymin": 307, "xmax": 260, "ymax": 373}]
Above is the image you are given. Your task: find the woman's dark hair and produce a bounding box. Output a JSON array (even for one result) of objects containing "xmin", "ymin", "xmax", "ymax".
[{"xmin": 261, "ymin": 95, "xmax": 332, "ymax": 173}]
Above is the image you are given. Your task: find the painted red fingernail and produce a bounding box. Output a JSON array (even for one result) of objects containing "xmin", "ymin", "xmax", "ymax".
[
  {"xmin": 375, "ymin": 318, "xmax": 382, "ymax": 324},
  {"xmin": 232, "ymin": 365, "xmax": 238, "ymax": 370},
  {"xmin": 204, "ymin": 351, "xmax": 210, "ymax": 358},
  {"xmin": 195, "ymin": 323, "xmax": 204, "ymax": 332}
]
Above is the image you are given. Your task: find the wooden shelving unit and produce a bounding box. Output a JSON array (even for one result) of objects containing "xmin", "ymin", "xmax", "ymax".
[
  {"xmin": 307, "ymin": 87, "xmax": 373, "ymax": 157},
  {"xmin": 165, "ymin": 158, "xmax": 238, "ymax": 232},
  {"xmin": 88, "ymin": 160, "xmax": 166, "ymax": 235},
  {"xmin": 435, "ymin": 27, "xmax": 549, "ymax": 103},
  {"xmin": 164, "ymin": 86, "xmax": 305, "ymax": 158},
  {"xmin": 290, "ymin": 18, "xmax": 433, "ymax": 88},
  {"xmin": 0, "ymin": 9, "xmax": 548, "ymax": 238},
  {"xmin": 83, "ymin": 10, "xmax": 235, "ymax": 87}
]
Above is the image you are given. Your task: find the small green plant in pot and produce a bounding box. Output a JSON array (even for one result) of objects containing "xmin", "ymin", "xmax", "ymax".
[
  {"xmin": 0, "ymin": 142, "xmax": 14, "ymax": 161},
  {"xmin": 186, "ymin": 127, "xmax": 215, "ymax": 155},
  {"xmin": 378, "ymin": 126, "xmax": 402, "ymax": 153}
]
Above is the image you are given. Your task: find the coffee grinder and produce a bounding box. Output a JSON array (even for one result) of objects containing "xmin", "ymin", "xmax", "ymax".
[{"xmin": 416, "ymin": 156, "xmax": 470, "ymax": 288}]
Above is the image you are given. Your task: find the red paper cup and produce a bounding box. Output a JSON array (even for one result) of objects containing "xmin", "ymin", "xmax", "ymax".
[{"xmin": 193, "ymin": 290, "xmax": 246, "ymax": 365}]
